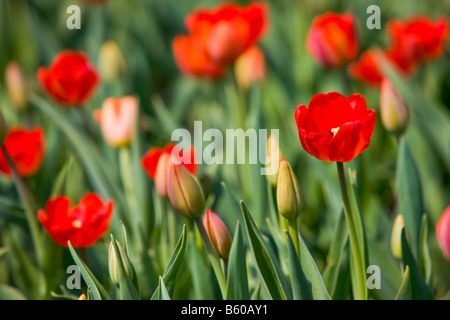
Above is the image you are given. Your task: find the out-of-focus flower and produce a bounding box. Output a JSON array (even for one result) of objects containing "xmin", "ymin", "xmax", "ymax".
[
  {"xmin": 167, "ymin": 163, "xmax": 205, "ymax": 218},
  {"xmin": 38, "ymin": 193, "xmax": 114, "ymax": 248},
  {"xmin": 109, "ymin": 240, "xmax": 134, "ymax": 286},
  {"xmin": 78, "ymin": 293, "xmax": 88, "ymax": 300},
  {"xmin": 390, "ymin": 214, "xmax": 405, "ymax": 259},
  {"xmin": 234, "ymin": 46, "xmax": 266, "ymax": 90},
  {"xmin": 5, "ymin": 61, "xmax": 28, "ymax": 110},
  {"xmin": 306, "ymin": 12, "xmax": 359, "ymax": 68},
  {"xmin": 265, "ymin": 133, "xmax": 282, "ymax": 187},
  {"xmin": 93, "ymin": 96, "xmax": 138, "ymax": 148},
  {"xmin": 436, "ymin": 205, "xmax": 450, "ymax": 261},
  {"xmin": 277, "ymin": 158, "xmax": 303, "ymax": 221},
  {"xmin": 99, "ymin": 40, "xmax": 127, "ymax": 82},
  {"xmin": 294, "ymin": 92, "xmax": 376, "ymax": 163},
  {"xmin": 347, "ymin": 48, "xmax": 385, "ymax": 87},
  {"xmin": 37, "ymin": 50, "xmax": 99, "ymax": 107},
  {"xmin": 172, "ymin": 2, "xmax": 268, "ymax": 79},
  {"xmin": 203, "ymin": 209, "xmax": 232, "ymax": 259},
  {"xmin": 154, "ymin": 152, "xmax": 172, "ymax": 199},
  {"xmin": 387, "ymin": 16, "xmax": 449, "ymax": 64},
  {"xmin": 141, "ymin": 143, "xmax": 198, "ymax": 180},
  {"xmin": 0, "ymin": 127, "xmax": 45, "ymax": 178},
  {"xmin": 380, "ymin": 78, "xmax": 409, "ymax": 136}
]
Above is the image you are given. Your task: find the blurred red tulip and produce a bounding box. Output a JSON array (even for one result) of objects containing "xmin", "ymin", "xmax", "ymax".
[
  {"xmin": 37, "ymin": 50, "xmax": 99, "ymax": 107},
  {"xmin": 234, "ymin": 46, "xmax": 266, "ymax": 90},
  {"xmin": 203, "ymin": 209, "xmax": 232, "ymax": 259},
  {"xmin": 294, "ymin": 92, "xmax": 376, "ymax": 162},
  {"xmin": 0, "ymin": 127, "xmax": 45, "ymax": 177},
  {"xmin": 93, "ymin": 96, "xmax": 138, "ymax": 148},
  {"xmin": 306, "ymin": 12, "xmax": 359, "ymax": 68},
  {"xmin": 387, "ymin": 16, "xmax": 449, "ymax": 64},
  {"xmin": 141, "ymin": 143, "xmax": 198, "ymax": 180},
  {"xmin": 38, "ymin": 193, "xmax": 114, "ymax": 248},
  {"xmin": 348, "ymin": 48, "xmax": 385, "ymax": 87},
  {"xmin": 436, "ymin": 205, "xmax": 450, "ymax": 261}
]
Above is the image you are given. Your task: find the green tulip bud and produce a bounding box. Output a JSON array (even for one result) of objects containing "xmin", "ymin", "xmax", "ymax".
[
  {"xmin": 108, "ymin": 240, "xmax": 134, "ymax": 286},
  {"xmin": 277, "ymin": 158, "xmax": 303, "ymax": 221},
  {"xmin": 391, "ymin": 214, "xmax": 405, "ymax": 260},
  {"xmin": 380, "ymin": 78, "xmax": 409, "ymax": 136}
]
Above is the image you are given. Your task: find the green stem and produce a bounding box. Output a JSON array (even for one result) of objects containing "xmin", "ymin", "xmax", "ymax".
[
  {"xmin": 194, "ymin": 216, "xmax": 227, "ymax": 298},
  {"xmin": 336, "ymin": 162, "xmax": 366, "ymax": 300},
  {"xmin": 287, "ymin": 218, "xmax": 300, "ymax": 258}
]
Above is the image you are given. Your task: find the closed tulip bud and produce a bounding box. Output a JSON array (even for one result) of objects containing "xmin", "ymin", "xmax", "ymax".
[
  {"xmin": 93, "ymin": 96, "xmax": 138, "ymax": 148},
  {"xmin": 390, "ymin": 214, "xmax": 405, "ymax": 259},
  {"xmin": 5, "ymin": 61, "xmax": 28, "ymax": 110},
  {"xmin": 277, "ymin": 158, "xmax": 303, "ymax": 221},
  {"xmin": 380, "ymin": 78, "xmax": 409, "ymax": 136},
  {"xmin": 108, "ymin": 240, "xmax": 134, "ymax": 286},
  {"xmin": 99, "ymin": 40, "xmax": 127, "ymax": 82},
  {"xmin": 234, "ymin": 46, "xmax": 266, "ymax": 90},
  {"xmin": 203, "ymin": 209, "xmax": 232, "ymax": 259},
  {"xmin": 154, "ymin": 152, "xmax": 171, "ymax": 199},
  {"xmin": 436, "ymin": 206, "xmax": 450, "ymax": 261},
  {"xmin": 167, "ymin": 163, "xmax": 205, "ymax": 218},
  {"xmin": 265, "ymin": 133, "xmax": 282, "ymax": 187}
]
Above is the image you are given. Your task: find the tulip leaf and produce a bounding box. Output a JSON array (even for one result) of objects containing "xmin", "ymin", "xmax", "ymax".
[
  {"xmin": 396, "ymin": 138, "xmax": 424, "ymax": 259},
  {"xmin": 110, "ymin": 235, "xmax": 140, "ymax": 300},
  {"xmin": 400, "ymin": 228, "xmax": 433, "ymax": 300},
  {"xmin": 157, "ymin": 276, "xmax": 171, "ymax": 300},
  {"xmin": 419, "ymin": 214, "xmax": 432, "ymax": 286},
  {"xmin": 151, "ymin": 225, "xmax": 187, "ymax": 300},
  {"xmin": 0, "ymin": 284, "xmax": 27, "ymax": 300},
  {"xmin": 68, "ymin": 241, "xmax": 111, "ymax": 300},
  {"xmin": 240, "ymin": 200, "xmax": 289, "ymax": 300},
  {"xmin": 395, "ymin": 265, "xmax": 412, "ymax": 300},
  {"xmin": 285, "ymin": 231, "xmax": 313, "ymax": 300},
  {"xmin": 226, "ymin": 221, "xmax": 250, "ymax": 300},
  {"xmin": 187, "ymin": 232, "xmax": 214, "ymax": 300},
  {"xmin": 250, "ymin": 282, "xmax": 262, "ymax": 300}
]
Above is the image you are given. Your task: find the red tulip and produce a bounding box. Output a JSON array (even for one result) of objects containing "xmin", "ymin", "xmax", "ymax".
[
  {"xmin": 294, "ymin": 92, "xmax": 376, "ymax": 162},
  {"xmin": 141, "ymin": 143, "xmax": 198, "ymax": 180},
  {"xmin": 436, "ymin": 205, "xmax": 450, "ymax": 261},
  {"xmin": 203, "ymin": 209, "xmax": 232, "ymax": 259},
  {"xmin": 387, "ymin": 16, "xmax": 449, "ymax": 64},
  {"xmin": 306, "ymin": 12, "xmax": 359, "ymax": 68},
  {"xmin": 38, "ymin": 193, "xmax": 114, "ymax": 248},
  {"xmin": 234, "ymin": 46, "xmax": 266, "ymax": 90},
  {"xmin": 0, "ymin": 127, "xmax": 45, "ymax": 177},
  {"xmin": 37, "ymin": 50, "xmax": 99, "ymax": 107}
]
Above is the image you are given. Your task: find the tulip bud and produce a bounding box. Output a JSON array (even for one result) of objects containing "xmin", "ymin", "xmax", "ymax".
[
  {"xmin": 5, "ymin": 61, "xmax": 28, "ymax": 110},
  {"xmin": 108, "ymin": 240, "xmax": 134, "ymax": 286},
  {"xmin": 78, "ymin": 293, "xmax": 88, "ymax": 300},
  {"xmin": 203, "ymin": 209, "xmax": 232, "ymax": 259},
  {"xmin": 436, "ymin": 206, "xmax": 450, "ymax": 261},
  {"xmin": 154, "ymin": 152, "xmax": 171, "ymax": 199},
  {"xmin": 276, "ymin": 158, "xmax": 303, "ymax": 221},
  {"xmin": 99, "ymin": 40, "xmax": 127, "ymax": 82},
  {"xmin": 380, "ymin": 78, "xmax": 409, "ymax": 136},
  {"xmin": 390, "ymin": 214, "xmax": 405, "ymax": 259},
  {"xmin": 234, "ymin": 46, "xmax": 266, "ymax": 90},
  {"xmin": 265, "ymin": 133, "xmax": 282, "ymax": 187},
  {"xmin": 167, "ymin": 163, "xmax": 205, "ymax": 218}
]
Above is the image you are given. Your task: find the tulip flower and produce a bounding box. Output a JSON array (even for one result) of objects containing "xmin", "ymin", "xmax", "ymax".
[
  {"xmin": 37, "ymin": 50, "xmax": 99, "ymax": 107},
  {"xmin": 347, "ymin": 49, "xmax": 385, "ymax": 87},
  {"xmin": 167, "ymin": 163, "xmax": 205, "ymax": 218},
  {"xmin": 99, "ymin": 40, "xmax": 127, "ymax": 82},
  {"xmin": 141, "ymin": 143, "xmax": 198, "ymax": 180},
  {"xmin": 387, "ymin": 16, "xmax": 449, "ymax": 64},
  {"xmin": 294, "ymin": 92, "xmax": 376, "ymax": 163},
  {"xmin": 38, "ymin": 193, "xmax": 114, "ymax": 248},
  {"xmin": 154, "ymin": 152, "xmax": 172, "ymax": 199},
  {"xmin": 203, "ymin": 210, "xmax": 232, "ymax": 260},
  {"xmin": 93, "ymin": 96, "xmax": 138, "ymax": 148},
  {"xmin": 380, "ymin": 79, "xmax": 409, "ymax": 136},
  {"xmin": 391, "ymin": 214, "xmax": 405, "ymax": 259},
  {"xmin": 436, "ymin": 206, "xmax": 450, "ymax": 261},
  {"xmin": 109, "ymin": 240, "xmax": 134, "ymax": 286},
  {"xmin": 276, "ymin": 158, "xmax": 303, "ymax": 221},
  {"xmin": 0, "ymin": 127, "xmax": 45, "ymax": 178},
  {"xmin": 306, "ymin": 12, "xmax": 359, "ymax": 68},
  {"xmin": 5, "ymin": 61, "xmax": 28, "ymax": 110},
  {"xmin": 234, "ymin": 46, "xmax": 266, "ymax": 90}
]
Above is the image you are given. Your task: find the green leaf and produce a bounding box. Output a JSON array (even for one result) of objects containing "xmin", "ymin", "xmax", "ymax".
[
  {"xmin": 0, "ymin": 284, "xmax": 27, "ymax": 300},
  {"xmin": 226, "ymin": 221, "xmax": 250, "ymax": 300},
  {"xmin": 187, "ymin": 232, "xmax": 214, "ymax": 300},
  {"xmin": 285, "ymin": 231, "xmax": 313, "ymax": 300},
  {"xmin": 110, "ymin": 235, "xmax": 140, "ymax": 300},
  {"xmin": 419, "ymin": 214, "xmax": 432, "ymax": 286},
  {"xmin": 400, "ymin": 229, "xmax": 433, "ymax": 300},
  {"xmin": 250, "ymin": 282, "xmax": 262, "ymax": 300},
  {"xmin": 395, "ymin": 266, "xmax": 412, "ymax": 300},
  {"xmin": 240, "ymin": 200, "xmax": 289, "ymax": 300},
  {"xmin": 151, "ymin": 225, "xmax": 187, "ymax": 300},
  {"xmin": 396, "ymin": 138, "xmax": 424, "ymax": 259},
  {"xmin": 68, "ymin": 242, "xmax": 111, "ymax": 300},
  {"xmin": 157, "ymin": 276, "xmax": 171, "ymax": 300}
]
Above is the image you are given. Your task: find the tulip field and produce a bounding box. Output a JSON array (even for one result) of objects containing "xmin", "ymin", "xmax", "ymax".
[{"xmin": 0, "ymin": 0, "xmax": 449, "ymax": 303}]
